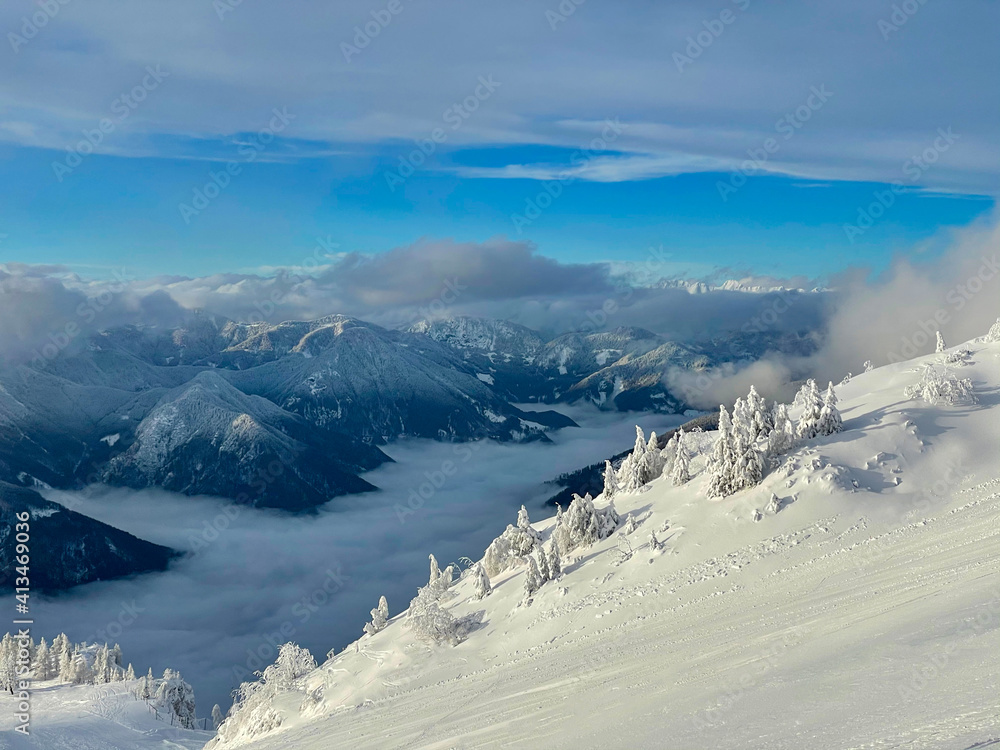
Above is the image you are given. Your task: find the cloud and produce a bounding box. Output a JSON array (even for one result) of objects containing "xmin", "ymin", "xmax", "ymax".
[
  {"xmin": 664, "ymin": 213, "xmax": 1000, "ymax": 409},
  {"xmin": 0, "ymin": 266, "xmax": 187, "ymax": 366},
  {"xmin": 0, "ymin": 0, "xmax": 996, "ymax": 193}
]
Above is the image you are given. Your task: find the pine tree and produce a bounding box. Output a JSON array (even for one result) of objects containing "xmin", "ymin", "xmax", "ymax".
[
  {"xmin": 125, "ymin": 663, "xmax": 136, "ymax": 681},
  {"xmin": 363, "ymin": 596, "xmax": 390, "ymax": 636},
  {"xmin": 483, "ymin": 531, "xmax": 513, "ymax": 577},
  {"xmin": 649, "ymin": 530, "xmax": 662, "ymax": 552},
  {"xmin": 767, "ymin": 403, "xmax": 795, "ymax": 458},
  {"xmin": 795, "ymin": 380, "xmax": 824, "ymax": 441},
  {"xmin": 670, "ymin": 428, "xmax": 691, "ymax": 486},
  {"xmin": 621, "ymin": 513, "xmax": 638, "ymax": 535},
  {"xmin": 33, "ymin": 638, "xmax": 50, "ymax": 680},
  {"xmin": 602, "ymin": 460, "xmax": 618, "ymax": 500},
  {"xmin": 706, "ymin": 405, "xmax": 736, "ymax": 498},
  {"xmin": 936, "ymin": 330, "xmax": 947, "ymax": 353},
  {"xmin": 638, "ymin": 431, "xmax": 663, "ymax": 482},
  {"xmin": 141, "ymin": 668, "xmax": 154, "ymax": 699},
  {"xmin": 428, "ymin": 554, "xmax": 441, "ymax": 587},
  {"xmin": 94, "ymin": 645, "xmax": 110, "ymax": 684},
  {"xmin": 547, "ymin": 542, "xmax": 561, "ymax": 579},
  {"xmin": 817, "ymin": 382, "xmax": 843, "ymax": 436},
  {"xmin": 731, "ymin": 442, "xmax": 763, "ymax": 492},
  {"xmin": 522, "ymin": 556, "xmax": 541, "ymax": 601},
  {"xmin": 472, "ymin": 562, "xmax": 492, "ymax": 600},
  {"xmin": 212, "ymin": 704, "xmax": 225, "ymax": 730},
  {"xmin": 58, "ymin": 647, "xmax": 74, "ymax": 684},
  {"xmin": 660, "ymin": 434, "xmax": 678, "ymax": 479},
  {"xmin": 536, "ymin": 546, "xmax": 551, "ymax": 582},
  {"xmin": 987, "ymin": 318, "xmax": 1000, "ymax": 343}
]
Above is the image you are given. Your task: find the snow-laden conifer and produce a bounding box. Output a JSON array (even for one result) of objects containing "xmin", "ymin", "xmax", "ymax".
[
  {"xmin": 472, "ymin": 562, "xmax": 492, "ymax": 600},
  {"xmin": 363, "ymin": 596, "xmax": 390, "ymax": 637}
]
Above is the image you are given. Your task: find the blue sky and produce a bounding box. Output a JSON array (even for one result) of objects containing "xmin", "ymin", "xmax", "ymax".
[{"xmin": 0, "ymin": 0, "xmax": 997, "ymax": 283}]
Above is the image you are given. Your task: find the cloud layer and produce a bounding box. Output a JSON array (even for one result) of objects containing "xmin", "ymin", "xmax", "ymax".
[{"xmin": 1, "ymin": 0, "xmax": 997, "ymax": 193}]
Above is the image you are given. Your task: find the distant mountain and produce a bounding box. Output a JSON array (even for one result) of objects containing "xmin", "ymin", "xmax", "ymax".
[
  {"xmin": 0, "ymin": 314, "xmax": 576, "ymax": 512},
  {"xmin": 408, "ymin": 317, "xmax": 816, "ymax": 411},
  {"xmin": 0, "ymin": 482, "xmax": 175, "ymax": 592},
  {"xmin": 102, "ymin": 371, "xmax": 382, "ymax": 510}
]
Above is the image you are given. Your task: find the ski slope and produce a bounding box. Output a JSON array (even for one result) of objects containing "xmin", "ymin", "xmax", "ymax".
[
  {"xmin": 0, "ymin": 679, "xmax": 212, "ymax": 749},
  {"xmin": 211, "ymin": 338, "xmax": 1000, "ymax": 749}
]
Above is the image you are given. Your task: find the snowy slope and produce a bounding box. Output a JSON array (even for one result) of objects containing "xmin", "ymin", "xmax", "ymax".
[
  {"xmin": 207, "ymin": 336, "xmax": 1000, "ymax": 749},
  {"xmin": 0, "ymin": 680, "xmax": 213, "ymax": 750}
]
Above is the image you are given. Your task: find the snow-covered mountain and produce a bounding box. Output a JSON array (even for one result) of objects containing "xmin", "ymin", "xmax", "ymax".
[
  {"xmin": 0, "ymin": 314, "xmax": 576, "ymax": 516},
  {"xmin": 174, "ymin": 325, "xmax": 999, "ymax": 749},
  {"xmin": 409, "ymin": 316, "xmax": 815, "ymax": 411},
  {"xmin": 101, "ymin": 371, "xmax": 383, "ymax": 510}
]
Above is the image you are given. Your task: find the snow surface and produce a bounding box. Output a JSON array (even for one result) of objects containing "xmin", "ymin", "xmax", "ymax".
[
  {"xmin": 7, "ymin": 339, "xmax": 1000, "ymax": 749},
  {"xmin": 0, "ymin": 680, "xmax": 212, "ymax": 749},
  {"xmin": 211, "ymin": 339, "xmax": 1000, "ymax": 749}
]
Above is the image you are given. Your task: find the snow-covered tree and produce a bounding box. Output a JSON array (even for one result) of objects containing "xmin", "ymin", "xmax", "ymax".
[
  {"xmin": 57, "ymin": 645, "xmax": 74, "ymax": 684},
  {"xmin": 621, "ymin": 513, "xmax": 638, "ymax": 535},
  {"xmin": 547, "ymin": 542, "xmax": 561, "ymax": 579},
  {"xmin": 863, "ymin": 360, "xmax": 874, "ymax": 372},
  {"xmin": 553, "ymin": 492, "xmax": 618, "ymax": 555},
  {"xmin": 536, "ymin": 546, "xmax": 552, "ymax": 582},
  {"xmin": 516, "ymin": 505, "xmax": 542, "ymax": 546},
  {"xmin": 363, "ymin": 596, "xmax": 390, "ymax": 637},
  {"xmin": 935, "ymin": 330, "xmax": 947, "ymax": 353},
  {"xmin": 766, "ymin": 493, "xmax": 782, "ymax": 515},
  {"xmin": 93, "ymin": 645, "xmax": 110, "ymax": 684},
  {"xmin": 152, "ymin": 669, "xmax": 197, "ymax": 729},
  {"xmin": 125, "ymin": 663, "xmax": 136, "ymax": 681},
  {"xmin": 638, "ymin": 431, "xmax": 664, "ymax": 482},
  {"xmin": 602, "ymin": 460, "xmax": 618, "ymax": 500},
  {"xmin": 33, "ymin": 638, "xmax": 51, "ymax": 680},
  {"xmin": 522, "ymin": 555, "xmax": 542, "ymax": 601},
  {"xmin": 735, "ymin": 385, "xmax": 772, "ymax": 446},
  {"xmin": 795, "ymin": 380, "xmax": 824, "ymax": 441},
  {"xmin": 141, "ymin": 668, "xmax": 154, "ymax": 699},
  {"xmin": 660, "ymin": 433, "xmax": 678, "ymax": 479},
  {"xmin": 407, "ymin": 588, "xmax": 463, "ymax": 645},
  {"xmin": 0, "ymin": 635, "xmax": 17, "ymax": 694},
  {"xmin": 428, "ymin": 554, "xmax": 442, "ymax": 586},
  {"xmin": 215, "ymin": 641, "xmax": 317, "ymax": 742},
  {"xmin": 706, "ymin": 405, "xmax": 737, "ymax": 498},
  {"xmin": 269, "ymin": 643, "xmax": 317, "ymax": 687},
  {"xmin": 212, "ymin": 704, "xmax": 225, "ymax": 730},
  {"xmin": 987, "ymin": 318, "xmax": 1000, "ymax": 343},
  {"xmin": 472, "ymin": 562, "xmax": 492, "ymax": 600},
  {"xmin": 482, "ymin": 531, "xmax": 514, "ymax": 577},
  {"xmin": 731, "ymin": 442, "xmax": 764, "ymax": 492},
  {"xmin": 649, "ymin": 530, "xmax": 663, "ymax": 552},
  {"xmin": 670, "ymin": 429, "xmax": 691, "ymax": 486},
  {"xmin": 904, "ymin": 364, "xmax": 977, "ymax": 406},
  {"xmin": 817, "ymin": 382, "xmax": 843, "ymax": 436},
  {"xmin": 767, "ymin": 403, "xmax": 795, "ymax": 458}
]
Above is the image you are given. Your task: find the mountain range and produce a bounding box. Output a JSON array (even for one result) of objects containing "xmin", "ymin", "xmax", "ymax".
[{"xmin": 0, "ymin": 310, "xmax": 815, "ymax": 589}]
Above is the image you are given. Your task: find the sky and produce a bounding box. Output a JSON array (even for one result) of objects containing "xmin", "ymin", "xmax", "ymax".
[{"xmin": 1, "ymin": 0, "xmax": 997, "ymax": 282}]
